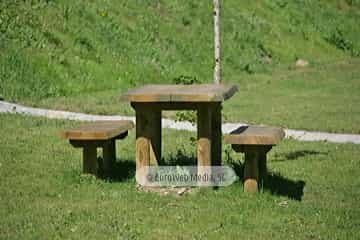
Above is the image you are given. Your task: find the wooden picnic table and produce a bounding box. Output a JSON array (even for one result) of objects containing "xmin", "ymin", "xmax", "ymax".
[{"xmin": 126, "ymin": 84, "xmax": 238, "ymax": 182}]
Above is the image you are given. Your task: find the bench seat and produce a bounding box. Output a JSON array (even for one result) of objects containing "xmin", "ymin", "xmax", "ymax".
[
  {"xmin": 61, "ymin": 121, "xmax": 134, "ymax": 176},
  {"xmin": 224, "ymin": 125, "xmax": 285, "ymax": 193}
]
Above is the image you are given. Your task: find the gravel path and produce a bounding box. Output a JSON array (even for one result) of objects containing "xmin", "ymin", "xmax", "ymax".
[{"xmin": 1, "ymin": 100, "xmax": 359, "ymax": 144}]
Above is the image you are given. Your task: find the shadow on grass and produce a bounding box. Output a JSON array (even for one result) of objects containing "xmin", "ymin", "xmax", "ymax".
[
  {"xmin": 99, "ymin": 158, "xmax": 136, "ymax": 182},
  {"xmin": 156, "ymin": 150, "xmax": 305, "ymax": 200},
  {"xmin": 98, "ymin": 150, "xmax": 197, "ymax": 182},
  {"xmin": 163, "ymin": 149, "xmax": 196, "ymax": 166},
  {"xmin": 231, "ymin": 161, "xmax": 305, "ymax": 201},
  {"xmin": 99, "ymin": 150, "xmax": 305, "ymax": 200},
  {"xmin": 274, "ymin": 150, "xmax": 328, "ymax": 161}
]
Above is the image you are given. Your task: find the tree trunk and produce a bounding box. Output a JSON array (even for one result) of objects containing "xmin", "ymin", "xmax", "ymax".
[{"xmin": 213, "ymin": 0, "xmax": 221, "ymax": 84}]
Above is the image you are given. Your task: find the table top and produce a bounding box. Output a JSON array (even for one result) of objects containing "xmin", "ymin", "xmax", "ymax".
[{"xmin": 125, "ymin": 84, "xmax": 238, "ymax": 102}]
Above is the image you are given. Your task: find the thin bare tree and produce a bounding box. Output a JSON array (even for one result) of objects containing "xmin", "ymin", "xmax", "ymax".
[{"xmin": 213, "ymin": 0, "xmax": 221, "ymax": 84}]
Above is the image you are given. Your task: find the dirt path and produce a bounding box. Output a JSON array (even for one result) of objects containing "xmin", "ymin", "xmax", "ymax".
[{"xmin": 1, "ymin": 100, "xmax": 359, "ymax": 144}]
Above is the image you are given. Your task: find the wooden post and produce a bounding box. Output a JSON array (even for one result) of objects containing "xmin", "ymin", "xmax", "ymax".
[
  {"xmin": 136, "ymin": 110, "xmax": 151, "ymax": 172},
  {"xmin": 213, "ymin": 0, "xmax": 221, "ymax": 84},
  {"xmin": 149, "ymin": 110, "xmax": 162, "ymax": 166},
  {"xmin": 83, "ymin": 146, "xmax": 98, "ymax": 175},
  {"xmin": 197, "ymin": 104, "xmax": 212, "ymax": 185},
  {"xmin": 103, "ymin": 139, "xmax": 116, "ymax": 176},
  {"xmin": 135, "ymin": 105, "xmax": 162, "ymax": 183},
  {"xmin": 259, "ymin": 146, "xmax": 271, "ymax": 189},
  {"xmin": 243, "ymin": 146, "xmax": 259, "ymax": 193},
  {"xmin": 211, "ymin": 103, "xmax": 222, "ymax": 166}
]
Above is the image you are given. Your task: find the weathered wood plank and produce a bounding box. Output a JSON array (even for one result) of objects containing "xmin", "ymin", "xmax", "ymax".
[
  {"xmin": 126, "ymin": 84, "xmax": 238, "ymax": 103},
  {"xmin": 61, "ymin": 121, "xmax": 134, "ymax": 140},
  {"xmin": 127, "ymin": 85, "xmax": 172, "ymax": 102},
  {"xmin": 224, "ymin": 126, "xmax": 285, "ymax": 145}
]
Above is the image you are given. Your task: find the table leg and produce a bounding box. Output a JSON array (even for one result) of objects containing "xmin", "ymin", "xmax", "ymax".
[
  {"xmin": 211, "ymin": 103, "xmax": 222, "ymax": 166},
  {"xmin": 149, "ymin": 110, "xmax": 162, "ymax": 166},
  {"xmin": 197, "ymin": 104, "xmax": 212, "ymax": 185},
  {"xmin": 135, "ymin": 107, "xmax": 162, "ymax": 183}
]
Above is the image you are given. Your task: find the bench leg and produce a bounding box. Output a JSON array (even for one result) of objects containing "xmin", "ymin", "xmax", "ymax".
[
  {"xmin": 258, "ymin": 146, "xmax": 271, "ymax": 189},
  {"xmin": 258, "ymin": 154, "xmax": 266, "ymax": 189},
  {"xmin": 83, "ymin": 146, "xmax": 98, "ymax": 175},
  {"xmin": 243, "ymin": 146, "xmax": 272, "ymax": 192},
  {"xmin": 243, "ymin": 146, "xmax": 259, "ymax": 193},
  {"xmin": 103, "ymin": 139, "xmax": 116, "ymax": 176}
]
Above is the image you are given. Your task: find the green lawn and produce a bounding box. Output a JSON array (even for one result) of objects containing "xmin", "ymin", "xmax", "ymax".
[
  {"xmin": 1, "ymin": 114, "xmax": 359, "ymax": 239},
  {"xmin": 1, "ymin": 1, "xmax": 360, "ymax": 238},
  {"xmin": 29, "ymin": 58, "xmax": 360, "ymax": 134},
  {"xmin": 1, "ymin": 0, "xmax": 360, "ymax": 133}
]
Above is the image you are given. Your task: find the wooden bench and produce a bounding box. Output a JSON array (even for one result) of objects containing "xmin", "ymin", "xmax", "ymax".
[
  {"xmin": 224, "ymin": 126, "xmax": 285, "ymax": 193},
  {"xmin": 61, "ymin": 121, "xmax": 134, "ymax": 176}
]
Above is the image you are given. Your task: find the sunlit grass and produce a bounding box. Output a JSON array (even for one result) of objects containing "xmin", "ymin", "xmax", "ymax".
[{"xmin": 0, "ymin": 114, "xmax": 359, "ymax": 239}]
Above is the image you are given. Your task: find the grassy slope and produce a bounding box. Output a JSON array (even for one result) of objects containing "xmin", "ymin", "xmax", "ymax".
[
  {"xmin": 1, "ymin": 0, "xmax": 360, "ymax": 132},
  {"xmin": 34, "ymin": 58, "xmax": 360, "ymax": 133},
  {"xmin": 1, "ymin": 114, "xmax": 360, "ymax": 239}
]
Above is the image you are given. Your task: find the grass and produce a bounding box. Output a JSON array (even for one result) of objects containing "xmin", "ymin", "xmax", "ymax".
[
  {"xmin": 1, "ymin": 1, "xmax": 359, "ymax": 238},
  {"xmin": 30, "ymin": 58, "xmax": 360, "ymax": 134},
  {"xmin": 1, "ymin": 0, "xmax": 360, "ymax": 134},
  {"xmin": 1, "ymin": 113, "xmax": 360, "ymax": 239},
  {"xmin": 222, "ymin": 58, "xmax": 360, "ymax": 133}
]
